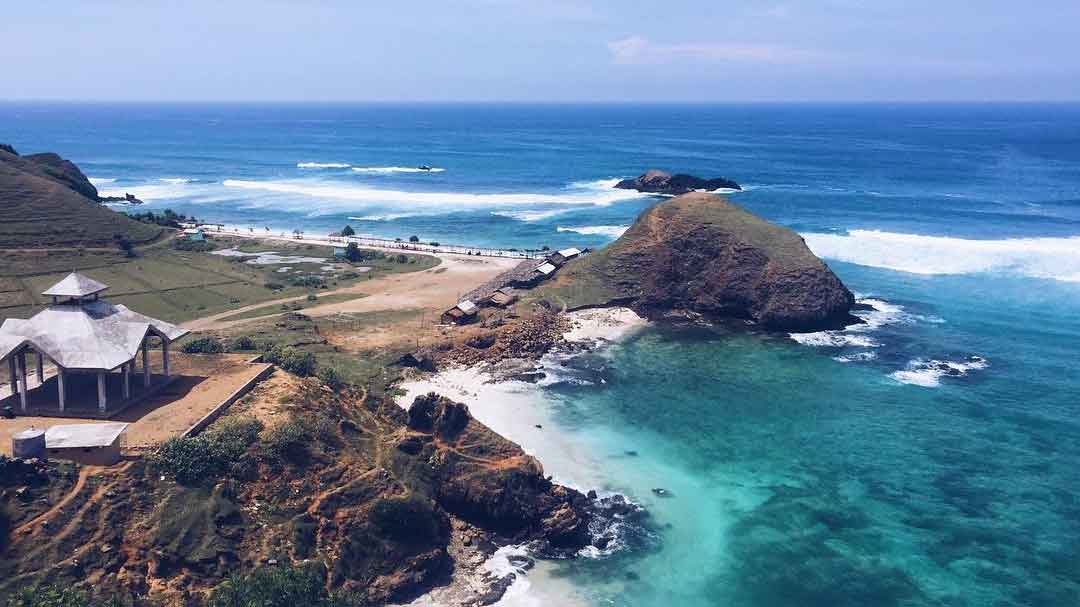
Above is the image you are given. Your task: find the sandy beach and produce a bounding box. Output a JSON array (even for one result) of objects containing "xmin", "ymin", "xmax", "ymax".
[{"xmin": 395, "ymin": 306, "xmax": 647, "ymax": 607}]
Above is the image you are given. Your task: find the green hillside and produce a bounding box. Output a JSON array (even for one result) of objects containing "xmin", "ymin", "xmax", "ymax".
[{"xmin": 0, "ymin": 145, "xmax": 164, "ymax": 249}]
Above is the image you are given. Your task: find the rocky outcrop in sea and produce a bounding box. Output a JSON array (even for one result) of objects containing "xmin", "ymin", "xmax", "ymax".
[{"xmin": 615, "ymin": 169, "xmax": 741, "ymax": 195}]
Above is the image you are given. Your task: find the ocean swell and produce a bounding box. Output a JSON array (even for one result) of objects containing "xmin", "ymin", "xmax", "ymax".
[
  {"xmin": 802, "ymin": 229, "xmax": 1080, "ymax": 282},
  {"xmin": 223, "ymin": 178, "xmax": 651, "ymax": 208}
]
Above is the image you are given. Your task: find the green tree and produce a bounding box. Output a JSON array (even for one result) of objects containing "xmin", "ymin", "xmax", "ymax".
[
  {"xmin": 341, "ymin": 225, "xmax": 355, "ymax": 237},
  {"xmin": 409, "ymin": 235, "xmax": 420, "ymax": 243}
]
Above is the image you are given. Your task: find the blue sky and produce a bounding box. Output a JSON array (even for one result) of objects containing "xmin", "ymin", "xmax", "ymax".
[{"xmin": 4, "ymin": 0, "xmax": 1079, "ymax": 102}]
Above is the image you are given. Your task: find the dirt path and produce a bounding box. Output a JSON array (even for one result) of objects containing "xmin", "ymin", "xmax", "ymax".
[
  {"xmin": 13, "ymin": 466, "xmax": 93, "ymax": 536},
  {"xmin": 185, "ymin": 252, "xmax": 517, "ymax": 332}
]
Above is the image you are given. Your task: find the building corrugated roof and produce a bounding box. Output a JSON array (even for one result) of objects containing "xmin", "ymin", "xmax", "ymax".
[
  {"xmin": 457, "ymin": 300, "xmax": 478, "ymax": 314},
  {"xmin": 45, "ymin": 422, "xmax": 128, "ymax": 449},
  {"xmin": 536, "ymin": 262, "xmax": 557, "ymax": 275},
  {"xmin": 0, "ymin": 300, "xmax": 188, "ymax": 370},
  {"xmin": 41, "ymin": 272, "xmax": 109, "ymax": 298},
  {"xmin": 556, "ymin": 247, "xmax": 582, "ymax": 258}
]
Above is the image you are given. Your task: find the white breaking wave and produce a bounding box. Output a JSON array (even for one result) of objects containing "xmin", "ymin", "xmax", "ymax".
[
  {"xmin": 491, "ymin": 209, "xmax": 572, "ymax": 222},
  {"xmin": 802, "ymin": 229, "xmax": 1080, "ymax": 283},
  {"xmin": 789, "ymin": 297, "xmax": 912, "ymax": 349},
  {"xmin": 891, "ymin": 356, "xmax": 989, "ymax": 388},
  {"xmin": 222, "ymin": 178, "xmax": 651, "ymax": 207},
  {"xmin": 297, "ymin": 162, "xmax": 351, "ymax": 169},
  {"xmin": 88, "ymin": 177, "xmax": 115, "ymax": 185},
  {"xmin": 160, "ymin": 177, "xmax": 195, "ymax": 184},
  {"xmin": 347, "ymin": 213, "xmax": 425, "ymax": 221},
  {"xmin": 557, "ymin": 225, "xmax": 630, "ymax": 238},
  {"xmin": 352, "ymin": 166, "xmax": 446, "ymax": 174}
]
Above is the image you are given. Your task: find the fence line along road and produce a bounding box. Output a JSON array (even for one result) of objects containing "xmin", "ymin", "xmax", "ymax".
[{"xmin": 216, "ymin": 227, "xmax": 547, "ymax": 260}]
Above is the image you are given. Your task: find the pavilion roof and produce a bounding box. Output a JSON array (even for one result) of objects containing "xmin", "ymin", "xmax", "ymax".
[
  {"xmin": 0, "ymin": 300, "xmax": 188, "ymax": 371},
  {"xmin": 41, "ymin": 272, "xmax": 109, "ymax": 298}
]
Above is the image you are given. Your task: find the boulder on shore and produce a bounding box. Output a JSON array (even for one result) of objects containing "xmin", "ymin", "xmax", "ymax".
[
  {"xmin": 615, "ymin": 169, "xmax": 741, "ymax": 195},
  {"xmin": 545, "ymin": 192, "xmax": 856, "ymax": 331}
]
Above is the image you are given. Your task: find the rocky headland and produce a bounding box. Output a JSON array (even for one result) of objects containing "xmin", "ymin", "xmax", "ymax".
[
  {"xmin": 0, "ymin": 145, "xmax": 157, "ymax": 248},
  {"xmin": 539, "ymin": 191, "xmax": 856, "ymax": 331},
  {"xmin": 615, "ymin": 169, "xmax": 741, "ymax": 195}
]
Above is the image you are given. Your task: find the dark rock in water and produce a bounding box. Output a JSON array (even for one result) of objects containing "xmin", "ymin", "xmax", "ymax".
[
  {"xmin": 652, "ymin": 488, "xmax": 673, "ymax": 498},
  {"xmin": 615, "ymin": 169, "xmax": 741, "ymax": 195},
  {"xmin": 625, "ymin": 571, "xmax": 640, "ymax": 581},
  {"xmin": 625, "ymin": 450, "xmax": 639, "ymax": 457},
  {"xmin": 99, "ymin": 192, "xmax": 145, "ymax": 205},
  {"xmin": 551, "ymin": 192, "xmax": 857, "ymax": 331}
]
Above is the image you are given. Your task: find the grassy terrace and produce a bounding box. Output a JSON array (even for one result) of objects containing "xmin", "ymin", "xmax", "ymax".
[{"xmin": 0, "ymin": 235, "xmax": 439, "ymax": 324}]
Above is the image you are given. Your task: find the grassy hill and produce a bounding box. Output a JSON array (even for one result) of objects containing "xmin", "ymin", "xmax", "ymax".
[
  {"xmin": 0, "ymin": 145, "xmax": 164, "ymax": 249},
  {"xmin": 536, "ymin": 192, "xmax": 855, "ymax": 330}
]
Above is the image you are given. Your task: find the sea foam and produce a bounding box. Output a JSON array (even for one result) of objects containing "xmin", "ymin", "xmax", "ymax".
[
  {"xmin": 223, "ymin": 178, "xmax": 651, "ymax": 207},
  {"xmin": 890, "ymin": 356, "xmax": 989, "ymax": 388},
  {"xmin": 802, "ymin": 229, "xmax": 1080, "ymax": 283},
  {"xmin": 297, "ymin": 162, "xmax": 351, "ymax": 169},
  {"xmin": 352, "ymin": 166, "xmax": 446, "ymax": 174},
  {"xmin": 557, "ymin": 225, "xmax": 630, "ymax": 238}
]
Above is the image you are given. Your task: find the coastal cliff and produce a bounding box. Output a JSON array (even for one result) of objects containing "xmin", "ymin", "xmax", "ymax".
[
  {"xmin": 0, "ymin": 145, "xmax": 158, "ymax": 248},
  {"xmin": 0, "ymin": 380, "xmax": 606, "ymax": 605},
  {"xmin": 542, "ymin": 192, "xmax": 855, "ymax": 331}
]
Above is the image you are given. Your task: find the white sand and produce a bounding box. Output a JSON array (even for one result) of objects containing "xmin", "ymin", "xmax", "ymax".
[{"xmin": 562, "ymin": 306, "xmax": 647, "ymax": 344}]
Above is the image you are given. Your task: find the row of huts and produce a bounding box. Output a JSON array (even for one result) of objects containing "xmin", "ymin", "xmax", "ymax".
[{"xmin": 440, "ymin": 247, "xmax": 583, "ymax": 324}]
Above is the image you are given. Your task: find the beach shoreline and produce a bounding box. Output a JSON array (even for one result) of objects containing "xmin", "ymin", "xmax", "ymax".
[{"xmin": 394, "ymin": 307, "xmax": 647, "ymax": 607}]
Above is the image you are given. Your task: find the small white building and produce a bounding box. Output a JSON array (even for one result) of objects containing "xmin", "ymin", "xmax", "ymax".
[
  {"xmin": 441, "ymin": 300, "xmax": 479, "ymax": 324},
  {"xmin": 45, "ymin": 422, "xmax": 128, "ymax": 466},
  {"xmin": 549, "ymin": 247, "xmax": 582, "ymax": 265}
]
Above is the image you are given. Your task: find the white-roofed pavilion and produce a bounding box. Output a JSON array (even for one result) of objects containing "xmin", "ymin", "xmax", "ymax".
[{"xmin": 0, "ymin": 272, "xmax": 188, "ymax": 415}]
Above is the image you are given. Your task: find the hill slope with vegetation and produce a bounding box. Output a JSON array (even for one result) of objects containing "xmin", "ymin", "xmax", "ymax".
[
  {"xmin": 540, "ymin": 192, "xmax": 855, "ymax": 331},
  {"xmin": 0, "ymin": 145, "xmax": 163, "ymax": 249}
]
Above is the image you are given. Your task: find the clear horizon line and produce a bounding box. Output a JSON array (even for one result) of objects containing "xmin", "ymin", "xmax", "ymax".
[{"xmin": 2, "ymin": 98, "xmax": 1080, "ymax": 106}]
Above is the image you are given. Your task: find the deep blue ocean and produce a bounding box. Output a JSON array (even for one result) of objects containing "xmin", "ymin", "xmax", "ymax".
[{"xmin": 3, "ymin": 103, "xmax": 1079, "ymax": 606}]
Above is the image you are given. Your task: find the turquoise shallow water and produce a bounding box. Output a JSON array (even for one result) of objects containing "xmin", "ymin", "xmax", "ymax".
[
  {"xmin": 532, "ymin": 263, "xmax": 1080, "ymax": 606},
  {"xmin": 3, "ymin": 103, "xmax": 1080, "ymax": 605}
]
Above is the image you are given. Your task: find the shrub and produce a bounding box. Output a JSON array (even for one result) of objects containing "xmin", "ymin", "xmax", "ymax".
[
  {"xmin": 317, "ymin": 366, "xmax": 344, "ymax": 390},
  {"xmin": 395, "ymin": 254, "xmax": 408, "ymax": 264},
  {"xmin": 287, "ymin": 275, "xmax": 325, "ymax": 289},
  {"xmin": 262, "ymin": 417, "xmax": 313, "ymax": 463},
  {"xmin": 428, "ymin": 241, "xmax": 440, "ymax": 247},
  {"xmin": 151, "ymin": 418, "xmax": 263, "ymax": 485},
  {"xmin": 182, "ymin": 336, "xmax": 225, "ymax": 354},
  {"xmin": 208, "ymin": 563, "xmax": 349, "ymax": 607},
  {"xmin": 306, "ymin": 293, "xmax": 318, "ymax": 302},
  {"xmin": 3, "ymin": 585, "xmax": 126, "ymax": 607},
  {"xmin": 409, "ymin": 235, "xmax": 420, "ymax": 243},
  {"xmin": 263, "ymin": 346, "xmax": 318, "ymax": 377},
  {"xmin": 370, "ymin": 494, "xmax": 442, "ymax": 543},
  {"xmin": 230, "ymin": 335, "xmax": 257, "ymax": 351},
  {"xmin": 264, "ymin": 281, "xmax": 285, "ymax": 291},
  {"xmin": 341, "ymin": 225, "xmax": 355, "ymax": 237}
]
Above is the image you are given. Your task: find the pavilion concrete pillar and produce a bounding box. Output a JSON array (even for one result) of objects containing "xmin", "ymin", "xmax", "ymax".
[
  {"xmin": 57, "ymin": 369, "xmax": 66, "ymax": 412},
  {"xmin": 7, "ymin": 357, "xmax": 15, "ymax": 397},
  {"xmin": 122, "ymin": 363, "xmax": 131, "ymax": 400},
  {"xmin": 142, "ymin": 340, "xmax": 151, "ymax": 387},
  {"xmin": 35, "ymin": 352, "xmax": 44, "ymax": 385},
  {"xmin": 16, "ymin": 354, "xmax": 28, "ymax": 412},
  {"xmin": 162, "ymin": 340, "xmax": 170, "ymax": 379},
  {"xmin": 97, "ymin": 372, "xmax": 107, "ymax": 413}
]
